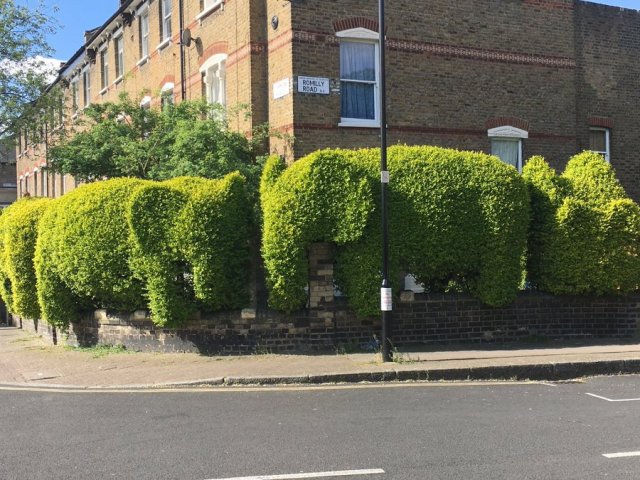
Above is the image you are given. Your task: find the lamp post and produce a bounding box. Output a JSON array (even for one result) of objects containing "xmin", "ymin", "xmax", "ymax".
[{"xmin": 379, "ymin": 0, "xmax": 392, "ymax": 362}]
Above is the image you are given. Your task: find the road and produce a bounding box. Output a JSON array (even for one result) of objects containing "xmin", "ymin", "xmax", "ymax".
[{"xmin": 1, "ymin": 376, "xmax": 640, "ymax": 479}]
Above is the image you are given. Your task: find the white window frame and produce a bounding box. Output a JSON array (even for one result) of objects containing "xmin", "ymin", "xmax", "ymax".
[
  {"xmin": 197, "ymin": 0, "xmax": 223, "ymax": 20},
  {"xmin": 82, "ymin": 68, "xmax": 91, "ymax": 107},
  {"xmin": 70, "ymin": 77, "xmax": 79, "ymax": 114},
  {"xmin": 589, "ymin": 127, "xmax": 611, "ymax": 163},
  {"xmin": 114, "ymin": 32, "xmax": 124, "ymax": 82},
  {"xmin": 99, "ymin": 46, "xmax": 109, "ymax": 92},
  {"xmin": 160, "ymin": 0, "xmax": 172, "ymax": 43},
  {"xmin": 140, "ymin": 95, "xmax": 152, "ymax": 109},
  {"xmin": 138, "ymin": 6, "xmax": 150, "ymax": 63},
  {"xmin": 200, "ymin": 54, "xmax": 227, "ymax": 106},
  {"xmin": 161, "ymin": 82, "xmax": 174, "ymax": 110},
  {"xmin": 337, "ymin": 27, "xmax": 380, "ymax": 128},
  {"xmin": 488, "ymin": 125, "xmax": 528, "ymax": 172}
]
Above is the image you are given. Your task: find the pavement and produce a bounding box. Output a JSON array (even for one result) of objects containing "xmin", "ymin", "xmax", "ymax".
[{"xmin": 2, "ymin": 324, "xmax": 640, "ymax": 389}]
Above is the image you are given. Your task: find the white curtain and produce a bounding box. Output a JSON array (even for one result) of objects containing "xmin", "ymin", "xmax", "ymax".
[
  {"xmin": 491, "ymin": 138, "xmax": 520, "ymax": 169},
  {"xmin": 340, "ymin": 41, "xmax": 376, "ymax": 120}
]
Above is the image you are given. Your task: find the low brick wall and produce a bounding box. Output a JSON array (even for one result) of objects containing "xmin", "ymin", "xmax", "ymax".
[{"xmin": 15, "ymin": 292, "xmax": 640, "ymax": 354}]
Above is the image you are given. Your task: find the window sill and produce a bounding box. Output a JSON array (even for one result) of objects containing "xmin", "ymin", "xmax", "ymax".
[
  {"xmin": 156, "ymin": 38, "xmax": 172, "ymax": 52},
  {"xmin": 99, "ymin": 87, "xmax": 108, "ymax": 96},
  {"xmin": 338, "ymin": 119, "xmax": 380, "ymax": 128},
  {"xmin": 113, "ymin": 76, "xmax": 123, "ymax": 86},
  {"xmin": 196, "ymin": 1, "xmax": 223, "ymax": 21},
  {"xmin": 137, "ymin": 56, "xmax": 149, "ymax": 67},
  {"xmin": 71, "ymin": 113, "xmax": 79, "ymax": 121}
]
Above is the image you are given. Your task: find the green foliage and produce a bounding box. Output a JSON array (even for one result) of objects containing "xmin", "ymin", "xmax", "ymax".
[
  {"xmin": 261, "ymin": 150, "xmax": 374, "ymax": 311},
  {"xmin": 0, "ymin": 198, "xmax": 52, "ymax": 319},
  {"xmin": 30, "ymin": 174, "xmax": 251, "ymax": 329},
  {"xmin": 127, "ymin": 174, "xmax": 251, "ymax": 326},
  {"xmin": 523, "ymin": 151, "xmax": 640, "ymax": 294},
  {"xmin": 35, "ymin": 178, "xmax": 147, "ymax": 327},
  {"xmin": 0, "ymin": 0, "xmax": 59, "ymax": 137},
  {"xmin": 47, "ymin": 95, "xmax": 261, "ymax": 184},
  {"xmin": 261, "ymin": 146, "xmax": 530, "ymax": 315}
]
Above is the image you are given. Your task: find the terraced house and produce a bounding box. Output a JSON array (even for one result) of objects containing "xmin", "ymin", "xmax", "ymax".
[{"xmin": 16, "ymin": 0, "xmax": 640, "ymax": 200}]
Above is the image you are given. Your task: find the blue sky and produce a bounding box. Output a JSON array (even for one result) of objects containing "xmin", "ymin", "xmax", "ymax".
[{"xmin": 16, "ymin": 0, "xmax": 640, "ymax": 61}]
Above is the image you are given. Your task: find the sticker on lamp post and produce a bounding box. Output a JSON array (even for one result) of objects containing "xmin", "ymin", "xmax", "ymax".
[{"xmin": 381, "ymin": 287, "xmax": 393, "ymax": 311}]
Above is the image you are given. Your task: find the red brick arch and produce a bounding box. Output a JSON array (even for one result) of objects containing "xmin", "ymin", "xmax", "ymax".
[
  {"xmin": 199, "ymin": 42, "xmax": 229, "ymax": 67},
  {"xmin": 332, "ymin": 17, "xmax": 379, "ymax": 34},
  {"xmin": 485, "ymin": 117, "xmax": 530, "ymax": 132},
  {"xmin": 588, "ymin": 116, "xmax": 614, "ymax": 129}
]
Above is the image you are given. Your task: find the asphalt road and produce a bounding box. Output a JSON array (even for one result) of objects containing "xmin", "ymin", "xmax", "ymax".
[{"xmin": 1, "ymin": 376, "xmax": 640, "ymax": 480}]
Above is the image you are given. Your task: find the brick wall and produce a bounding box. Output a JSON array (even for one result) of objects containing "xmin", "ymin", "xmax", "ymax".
[
  {"xmin": 289, "ymin": 0, "xmax": 580, "ymax": 168},
  {"xmin": 17, "ymin": 292, "xmax": 639, "ymax": 354},
  {"xmin": 574, "ymin": 2, "xmax": 640, "ymax": 200},
  {"xmin": 287, "ymin": 0, "xmax": 640, "ymax": 200}
]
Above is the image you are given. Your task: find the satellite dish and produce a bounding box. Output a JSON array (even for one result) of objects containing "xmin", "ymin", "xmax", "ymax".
[{"xmin": 181, "ymin": 28, "xmax": 192, "ymax": 47}]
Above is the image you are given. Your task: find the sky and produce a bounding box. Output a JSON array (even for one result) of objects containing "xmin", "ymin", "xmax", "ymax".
[{"xmin": 16, "ymin": 0, "xmax": 640, "ymax": 62}]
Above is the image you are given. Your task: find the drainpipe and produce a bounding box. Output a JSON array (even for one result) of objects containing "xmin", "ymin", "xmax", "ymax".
[{"xmin": 179, "ymin": 0, "xmax": 187, "ymax": 101}]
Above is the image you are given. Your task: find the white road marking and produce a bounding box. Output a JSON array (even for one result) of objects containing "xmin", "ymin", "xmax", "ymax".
[
  {"xmin": 539, "ymin": 382, "xmax": 557, "ymax": 387},
  {"xmin": 603, "ymin": 451, "xmax": 640, "ymax": 459},
  {"xmin": 586, "ymin": 393, "xmax": 640, "ymax": 402},
  {"xmin": 204, "ymin": 468, "xmax": 385, "ymax": 480}
]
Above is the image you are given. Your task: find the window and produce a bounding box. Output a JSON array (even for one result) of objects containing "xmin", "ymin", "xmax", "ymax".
[
  {"xmin": 160, "ymin": 0, "xmax": 172, "ymax": 43},
  {"xmin": 100, "ymin": 48, "xmax": 109, "ymax": 90},
  {"xmin": 201, "ymin": 0, "xmax": 222, "ymax": 12},
  {"xmin": 200, "ymin": 55, "xmax": 226, "ymax": 106},
  {"xmin": 114, "ymin": 34, "xmax": 124, "ymax": 79},
  {"xmin": 140, "ymin": 95, "xmax": 151, "ymax": 110},
  {"xmin": 488, "ymin": 125, "xmax": 528, "ymax": 172},
  {"xmin": 82, "ymin": 69, "xmax": 91, "ymax": 107},
  {"xmin": 589, "ymin": 128, "xmax": 610, "ymax": 162},
  {"xmin": 337, "ymin": 28, "xmax": 380, "ymax": 128},
  {"xmin": 70, "ymin": 78, "xmax": 79, "ymax": 113},
  {"xmin": 139, "ymin": 8, "xmax": 150, "ymax": 59},
  {"xmin": 161, "ymin": 82, "xmax": 174, "ymax": 110}
]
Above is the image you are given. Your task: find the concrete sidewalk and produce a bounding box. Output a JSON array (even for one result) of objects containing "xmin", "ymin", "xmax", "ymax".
[{"xmin": 2, "ymin": 325, "xmax": 640, "ymax": 389}]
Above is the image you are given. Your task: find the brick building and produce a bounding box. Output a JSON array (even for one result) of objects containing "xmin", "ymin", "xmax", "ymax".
[{"xmin": 16, "ymin": 0, "xmax": 640, "ymax": 200}]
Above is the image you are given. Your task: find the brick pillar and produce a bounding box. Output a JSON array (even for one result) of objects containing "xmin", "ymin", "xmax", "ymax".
[{"xmin": 308, "ymin": 242, "xmax": 334, "ymax": 309}]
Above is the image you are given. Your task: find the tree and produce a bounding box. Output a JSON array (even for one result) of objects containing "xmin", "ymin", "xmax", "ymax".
[
  {"xmin": 46, "ymin": 94, "xmax": 265, "ymax": 184},
  {"xmin": 0, "ymin": 0, "xmax": 59, "ymax": 137}
]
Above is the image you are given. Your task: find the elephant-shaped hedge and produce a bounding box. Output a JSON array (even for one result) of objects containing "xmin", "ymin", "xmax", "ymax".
[
  {"xmin": 34, "ymin": 174, "xmax": 250, "ymax": 328},
  {"xmin": 261, "ymin": 146, "xmax": 530, "ymax": 316},
  {"xmin": 523, "ymin": 152, "xmax": 640, "ymax": 294}
]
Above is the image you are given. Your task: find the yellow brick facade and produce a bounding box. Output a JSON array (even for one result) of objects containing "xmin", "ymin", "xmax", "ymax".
[{"xmin": 17, "ymin": 0, "xmax": 288, "ymax": 198}]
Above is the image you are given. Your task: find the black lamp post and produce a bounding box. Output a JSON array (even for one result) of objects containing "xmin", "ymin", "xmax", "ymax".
[{"xmin": 379, "ymin": 0, "xmax": 392, "ymax": 362}]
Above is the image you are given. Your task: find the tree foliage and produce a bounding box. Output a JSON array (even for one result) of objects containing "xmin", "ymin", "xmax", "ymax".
[
  {"xmin": 46, "ymin": 95, "xmax": 263, "ymax": 184},
  {"xmin": 0, "ymin": 0, "xmax": 59, "ymax": 137}
]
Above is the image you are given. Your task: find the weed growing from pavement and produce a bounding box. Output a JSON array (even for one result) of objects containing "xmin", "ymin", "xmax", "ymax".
[
  {"xmin": 253, "ymin": 345, "xmax": 274, "ymax": 355},
  {"xmin": 64, "ymin": 344, "xmax": 130, "ymax": 358}
]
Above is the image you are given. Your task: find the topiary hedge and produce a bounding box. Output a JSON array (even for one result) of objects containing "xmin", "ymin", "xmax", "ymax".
[
  {"xmin": 261, "ymin": 145, "xmax": 530, "ymax": 315},
  {"xmin": 35, "ymin": 178, "xmax": 148, "ymax": 327},
  {"xmin": 34, "ymin": 174, "xmax": 251, "ymax": 328},
  {"xmin": 260, "ymin": 151, "xmax": 375, "ymax": 311},
  {"xmin": 523, "ymin": 151, "xmax": 640, "ymax": 294},
  {"xmin": 0, "ymin": 197, "xmax": 52, "ymax": 319},
  {"xmin": 127, "ymin": 174, "xmax": 250, "ymax": 326}
]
